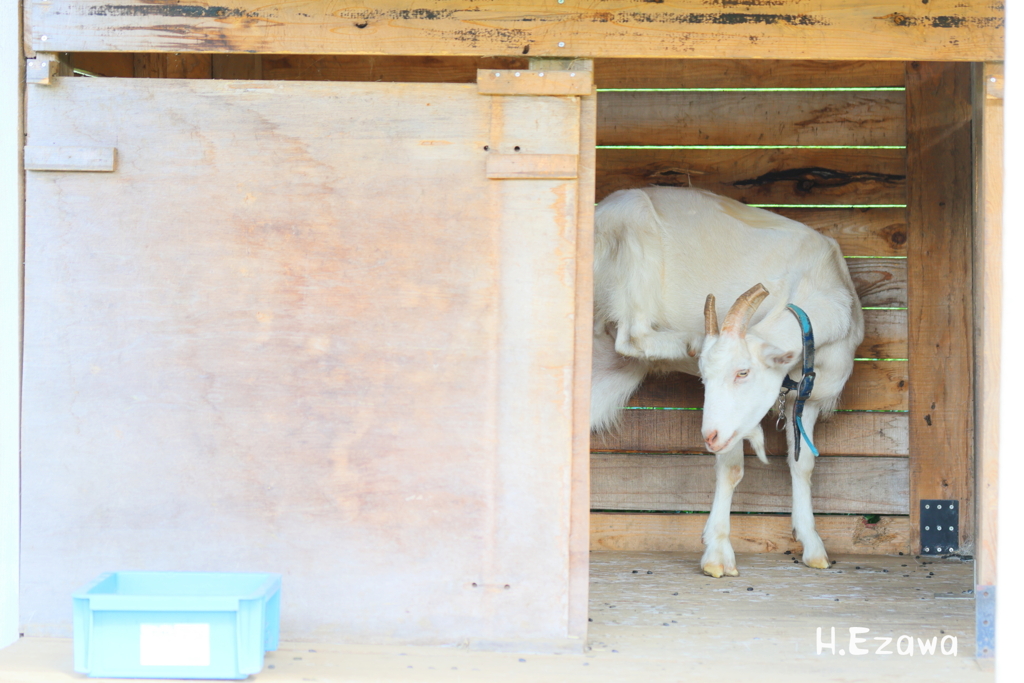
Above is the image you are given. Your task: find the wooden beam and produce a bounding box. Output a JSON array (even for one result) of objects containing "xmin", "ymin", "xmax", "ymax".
[
  {"xmin": 592, "ymin": 454, "xmax": 909, "ymax": 514},
  {"xmin": 905, "ymin": 62, "xmax": 975, "ymax": 553},
  {"xmin": 26, "ymin": 1, "xmax": 1003, "ymax": 61},
  {"xmin": 568, "ymin": 58, "xmax": 596, "ymax": 642},
  {"xmin": 590, "ymin": 512, "xmax": 911, "ymax": 554},
  {"xmin": 594, "ymin": 59, "xmax": 907, "ymax": 89},
  {"xmin": 261, "ymin": 55, "xmax": 529, "ymax": 83},
  {"xmin": 597, "ymin": 90, "xmax": 905, "ymax": 147},
  {"xmin": 596, "ymin": 148, "xmax": 906, "ymax": 206},
  {"xmin": 973, "ymin": 62, "xmax": 1002, "ymax": 588}
]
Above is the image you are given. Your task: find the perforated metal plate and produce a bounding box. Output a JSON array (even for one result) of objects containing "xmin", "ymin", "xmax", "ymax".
[{"xmin": 920, "ymin": 499, "xmax": 959, "ymax": 555}]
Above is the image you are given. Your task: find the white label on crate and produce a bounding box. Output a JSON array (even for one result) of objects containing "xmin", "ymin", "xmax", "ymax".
[{"xmin": 139, "ymin": 623, "xmax": 211, "ymax": 667}]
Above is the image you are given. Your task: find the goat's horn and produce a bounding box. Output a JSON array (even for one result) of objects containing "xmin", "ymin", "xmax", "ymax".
[
  {"xmin": 704, "ymin": 294, "xmax": 719, "ymax": 337},
  {"xmin": 721, "ymin": 283, "xmax": 770, "ymax": 337}
]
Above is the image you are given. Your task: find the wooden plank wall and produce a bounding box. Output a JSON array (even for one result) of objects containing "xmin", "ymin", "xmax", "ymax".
[
  {"xmin": 58, "ymin": 55, "xmax": 975, "ymax": 557},
  {"xmin": 588, "ymin": 59, "xmax": 914, "ymax": 555}
]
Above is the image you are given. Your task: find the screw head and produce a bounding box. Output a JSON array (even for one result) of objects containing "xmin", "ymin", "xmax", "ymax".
[
  {"xmin": 937, "ymin": 504, "xmax": 943, "ymax": 509},
  {"xmin": 538, "ymin": 72, "xmax": 545, "ymax": 77},
  {"xmin": 558, "ymin": 41, "xmax": 566, "ymax": 47},
  {"xmin": 514, "ymin": 72, "xmax": 521, "ymax": 77},
  {"xmin": 925, "ymin": 504, "xmax": 930, "ymax": 509},
  {"xmin": 925, "ymin": 526, "xmax": 930, "ymax": 531},
  {"xmin": 923, "ymin": 547, "xmax": 930, "ymax": 553}
]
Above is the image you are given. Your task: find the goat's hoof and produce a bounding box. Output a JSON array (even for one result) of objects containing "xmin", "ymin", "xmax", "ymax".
[
  {"xmin": 804, "ymin": 555, "xmax": 831, "ymax": 570},
  {"xmin": 701, "ymin": 562, "xmax": 739, "ymax": 578}
]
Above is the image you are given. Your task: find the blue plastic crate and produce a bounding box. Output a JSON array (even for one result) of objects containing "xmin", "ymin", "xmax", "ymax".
[{"xmin": 73, "ymin": 572, "xmax": 281, "ymax": 679}]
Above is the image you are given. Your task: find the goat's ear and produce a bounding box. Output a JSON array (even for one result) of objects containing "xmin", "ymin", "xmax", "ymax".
[{"xmin": 759, "ymin": 342, "xmax": 796, "ymax": 367}]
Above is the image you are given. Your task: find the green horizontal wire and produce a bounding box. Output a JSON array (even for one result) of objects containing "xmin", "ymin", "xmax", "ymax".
[
  {"xmin": 597, "ymin": 87, "xmax": 905, "ymax": 93},
  {"xmin": 597, "ymin": 145, "xmax": 905, "ymax": 150},
  {"xmin": 750, "ymin": 204, "xmax": 906, "ymax": 209}
]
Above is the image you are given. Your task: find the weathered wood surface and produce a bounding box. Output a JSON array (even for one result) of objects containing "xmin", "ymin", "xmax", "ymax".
[
  {"xmin": 478, "ymin": 69, "xmax": 593, "ymax": 96},
  {"xmin": 22, "ymin": 77, "xmax": 585, "ymax": 644},
  {"xmin": 67, "ymin": 52, "xmax": 134, "ymax": 77},
  {"xmin": 487, "ymin": 153, "xmax": 579, "ymax": 179},
  {"xmin": 590, "ymin": 513, "xmax": 911, "ymax": 554},
  {"xmin": 591, "ymin": 411, "xmax": 909, "ymax": 457},
  {"xmin": 594, "ymin": 59, "xmax": 907, "ymax": 89},
  {"xmin": 859, "ymin": 308, "xmax": 908, "ymax": 360},
  {"xmin": 23, "ymin": 146, "xmax": 116, "ymax": 172},
  {"xmin": 906, "ymin": 62, "xmax": 975, "ymax": 553},
  {"xmin": 262, "ymin": 55, "xmax": 530, "ymax": 83},
  {"xmin": 134, "ymin": 53, "xmax": 212, "ymax": 79},
  {"xmin": 592, "ymin": 454, "xmax": 909, "ymax": 514},
  {"xmin": 625, "ymin": 361, "xmax": 907, "ymax": 412},
  {"xmin": 597, "ymin": 90, "xmax": 905, "ymax": 147},
  {"xmin": 770, "ymin": 208, "xmax": 907, "ymax": 258},
  {"xmin": 974, "ymin": 62, "xmax": 1002, "ymax": 587},
  {"xmin": 211, "ymin": 54, "xmax": 263, "ymax": 80},
  {"xmin": 846, "ymin": 259, "xmax": 907, "ymax": 308},
  {"xmin": 596, "ymin": 148, "xmax": 906, "ymax": 206},
  {"xmin": 569, "ymin": 59, "xmax": 597, "ymax": 640},
  {"xmin": 27, "ymin": 1, "xmax": 1003, "ymax": 60}
]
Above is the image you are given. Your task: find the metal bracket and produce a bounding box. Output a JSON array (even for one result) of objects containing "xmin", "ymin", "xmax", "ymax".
[
  {"xmin": 976, "ymin": 584, "xmax": 995, "ymax": 659},
  {"xmin": 920, "ymin": 499, "xmax": 959, "ymax": 555}
]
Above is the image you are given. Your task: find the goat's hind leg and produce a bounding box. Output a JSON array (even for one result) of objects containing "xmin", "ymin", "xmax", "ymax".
[{"xmin": 701, "ymin": 442, "xmax": 745, "ymax": 578}]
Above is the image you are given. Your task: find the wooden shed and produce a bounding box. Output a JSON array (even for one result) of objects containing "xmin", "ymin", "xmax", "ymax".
[{"xmin": 0, "ymin": 0, "xmax": 1009, "ymax": 669}]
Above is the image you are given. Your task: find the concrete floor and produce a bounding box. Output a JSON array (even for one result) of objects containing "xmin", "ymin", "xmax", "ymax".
[{"xmin": 0, "ymin": 551, "xmax": 991, "ymax": 682}]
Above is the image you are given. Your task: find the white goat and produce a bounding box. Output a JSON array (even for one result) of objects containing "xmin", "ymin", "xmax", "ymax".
[{"xmin": 591, "ymin": 186, "xmax": 863, "ymax": 577}]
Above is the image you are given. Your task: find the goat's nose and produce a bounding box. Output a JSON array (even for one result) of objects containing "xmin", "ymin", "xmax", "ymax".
[{"xmin": 704, "ymin": 430, "xmax": 719, "ymax": 450}]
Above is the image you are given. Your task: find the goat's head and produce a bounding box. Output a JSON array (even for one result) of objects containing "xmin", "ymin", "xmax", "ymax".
[{"xmin": 699, "ymin": 284, "xmax": 796, "ymax": 453}]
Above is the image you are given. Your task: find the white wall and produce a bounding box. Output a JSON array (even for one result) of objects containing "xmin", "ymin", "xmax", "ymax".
[{"xmin": 0, "ymin": 0, "xmax": 24, "ymax": 651}]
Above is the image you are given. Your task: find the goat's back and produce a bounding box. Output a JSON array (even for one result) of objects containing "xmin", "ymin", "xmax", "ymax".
[{"xmin": 594, "ymin": 186, "xmax": 850, "ymax": 341}]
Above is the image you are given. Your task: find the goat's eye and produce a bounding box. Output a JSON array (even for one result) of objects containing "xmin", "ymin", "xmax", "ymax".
[{"xmin": 736, "ymin": 369, "xmax": 749, "ymax": 378}]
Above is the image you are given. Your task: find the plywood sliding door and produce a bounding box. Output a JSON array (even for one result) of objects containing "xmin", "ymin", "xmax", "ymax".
[{"xmin": 22, "ymin": 75, "xmax": 592, "ymax": 647}]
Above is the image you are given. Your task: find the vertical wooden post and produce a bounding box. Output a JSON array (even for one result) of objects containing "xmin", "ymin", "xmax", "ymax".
[
  {"xmin": 972, "ymin": 62, "xmax": 1002, "ymax": 661},
  {"xmin": 532, "ymin": 57, "xmax": 596, "ymax": 640},
  {"xmin": 905, "ymin": 62, "xmax": 975, "ymax": 553},
  {"xmin": 0, "ymin": 0, "xmax": 24, "ymax": 649},
  {"xmin": 523, "ymin": 56, "xmax": 593, "ymax": 640}
]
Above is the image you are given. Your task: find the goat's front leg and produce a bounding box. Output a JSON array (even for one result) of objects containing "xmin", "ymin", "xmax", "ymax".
[
  {"xmin": 701, "ymin": 442, "xmax": 745, "ymax": 577},
  {"xmin": 787, "ymin": 401, "xmax": 829, "ymax": 569}
]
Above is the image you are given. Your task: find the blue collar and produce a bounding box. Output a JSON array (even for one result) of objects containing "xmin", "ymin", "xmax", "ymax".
[{"xmin": 779, "ymin": 304, "xmax": 818, "ymax": 460}]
